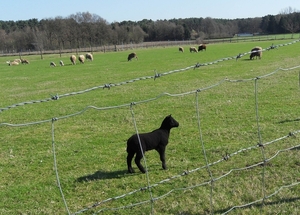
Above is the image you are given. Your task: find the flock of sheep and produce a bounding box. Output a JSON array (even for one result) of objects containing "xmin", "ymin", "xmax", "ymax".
[
  {"xmin": 6, "ymin": 58, "xmax": 30, "ymax": 66},
  {"xmin": 6, "ymin": 51, "xmax": 139, "ymax": 68},
  {"xmin": 179, "ymin": 44, "xmax": 263, "ymax": 60},
  {"xmin": 179, "ymin": 44, "xmax": 207, "ymax": 53},
  {"xmin": 50, "ymin": 52, "xmax": 94, "ymax": 67},
  {"xmin": 6, "ymin": 44, "xmax": 262, "ymax": 69}
]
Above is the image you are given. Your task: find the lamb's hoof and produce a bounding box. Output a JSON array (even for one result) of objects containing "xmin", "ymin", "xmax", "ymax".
[{"xmin": 128, "ymin": 168, "xmax": 135, "ymax": 174}]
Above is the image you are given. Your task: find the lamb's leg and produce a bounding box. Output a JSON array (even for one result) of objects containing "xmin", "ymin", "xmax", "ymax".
[
  {"xmin": 135, "ymin": 152, "xmax": 146, "ymax": 173},
  {"xmin": 158, "ymin": 148, "xmax": 167, "ymax": 170},
  {"xmin": 127, "ymin": 152, "xmax": 135, "ymax": 173}
]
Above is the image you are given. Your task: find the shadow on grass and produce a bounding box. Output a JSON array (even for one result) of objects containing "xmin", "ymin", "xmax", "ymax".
[
  {"xmin": 76, "ymin": 169, "xmax": 129, "ymax": 182},
  {"xmin": 214, "ymin": 197, "xmax": 300, "ymax": 214},
  {"xmin": 278, "ymin": 118, "xmax": 300, "ymax": 124}
]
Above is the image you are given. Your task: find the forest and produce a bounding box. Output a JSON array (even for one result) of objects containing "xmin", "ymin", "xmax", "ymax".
[{"xmin": 0, "ymin": 8, "xmax": 299, "ymax": 53}]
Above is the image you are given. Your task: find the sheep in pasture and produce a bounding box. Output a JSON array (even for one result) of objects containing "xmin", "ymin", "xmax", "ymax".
[
  {"xmin": 59, "ymin": 60, "xmax": 64, "ymax": 66},
  {"xmin": 128, "ymin": 52, "xmax": 138, "ymax": 61},
  {"xmin": 179, "ymin": 47, "xmax": 184, "ymax": 52},
  {"xmin": 21, "ymin": 59, "xmax": 29, "ymax": 64},
  {"xmin": 86, "ymin": 53, "xmax": 93, "ymax": 61},
  {"xmin": 126, "ymin": 115, "xmax": 179, "ymax": 173},
  {"xmin": 70, "ymin": 55, "xmax": 76, "ymax": 65},
  {"xmin": 79, "ymin": 55, "xmax": 85, "ymax": 64},
  {"xmin": 250, "ymin": 46, "xmax": 262, "ymax": 60},
  {"xmin": 50, "ymin": 62, "xmax": 56, "ymax": 67},
  {"xmin": 14, "ymin": 59, "xmax": 22, "ymax": 63},
  {"xmin": 189, "ymin": 47, "xmax": 198, "ymax": 53},
  {"xmin": 198, "ymin": 44, "xmax": 207, "ymax": 51},
  {"xmin": 8, "ymin": 61, "xmax": 19, "ymax": 66}
]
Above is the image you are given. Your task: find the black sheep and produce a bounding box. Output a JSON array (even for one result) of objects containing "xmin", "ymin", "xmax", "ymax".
[
  {"xmin": 127, "ymin": 52, "xmax": 138, "ymax": 61},
  {"xmin": 126, "ymin": 115, "xmax": 179, "ymax": 173},
  {"xmin": 198, "ymin": 44, "xmax": 207, "ymax": 51}
]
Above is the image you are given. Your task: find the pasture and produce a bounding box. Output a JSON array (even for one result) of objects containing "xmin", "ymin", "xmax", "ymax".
[{"xmin": 0, "ymin": 39, "xmax": 300, "ymax": 215}]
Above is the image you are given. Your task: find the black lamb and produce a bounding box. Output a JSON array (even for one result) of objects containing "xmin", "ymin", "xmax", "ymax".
[{"xmin": 126, "ymin": 115, "xmax": 179, "ymax": 173}]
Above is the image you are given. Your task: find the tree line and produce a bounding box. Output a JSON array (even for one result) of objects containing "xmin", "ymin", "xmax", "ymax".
[{"xmin": 0, "ymin": 7, "xmax": 299, "ymax": 53}]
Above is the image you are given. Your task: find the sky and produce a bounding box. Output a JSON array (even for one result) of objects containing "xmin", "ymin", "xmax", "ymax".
[{"xmin": 1, "ymin": 0, "xmax": 299, "ymax": 23}]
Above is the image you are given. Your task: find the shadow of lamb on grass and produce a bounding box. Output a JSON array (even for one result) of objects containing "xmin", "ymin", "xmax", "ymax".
[{"xmin": 76, "ymin": 169, "xmax": 128, "ymax": 182}]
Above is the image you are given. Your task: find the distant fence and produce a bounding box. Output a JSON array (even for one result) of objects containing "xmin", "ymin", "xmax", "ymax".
[{"xmin": 1, "ymin": 33, "xmax": 300, "ymax": 57}]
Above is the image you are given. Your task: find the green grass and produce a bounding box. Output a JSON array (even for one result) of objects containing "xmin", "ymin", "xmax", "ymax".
[{"xmin": 1, "ymin": 39, "xmax": 300, "ymax": 215}]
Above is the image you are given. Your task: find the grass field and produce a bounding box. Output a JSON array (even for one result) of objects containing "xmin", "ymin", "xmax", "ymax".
[{"xmin": 1, "ymin": 39, "xmax": 300, "ymax": 215}]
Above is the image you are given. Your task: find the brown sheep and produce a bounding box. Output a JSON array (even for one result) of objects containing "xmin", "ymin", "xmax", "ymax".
[
  {"xmin": 86, "ymin": 53, "xmax": 93, "ymax": 61},
  {"xmin": 70, "ymin": 55, "xmax": 76, "ymax": 65},
  {"xmin": 179, "ymin": 47, "xmax": 184, "ymax": 52},
  {"xmin": 189, "ymin": 47, "xmax": 198, "ymax": 53},
  {"xmin": 79, "ymin": 55, "xmax": 85, "ymax": 64},
  {"xmin": 250, "ymin": 46, "xmax": 262, "ymax": 60},
  {"xmin": 21, "ymin": 59, "xmax": 29, "ymax": 64},
  {"xmin": 128, "ymin": 52, "xmax": 138, "ymax": 61},
  {"xmin": 198, "ymin": 44, "xmax": 207, "ymax": 51}
]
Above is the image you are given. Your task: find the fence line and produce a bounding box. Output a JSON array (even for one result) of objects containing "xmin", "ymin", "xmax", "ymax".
[
  {"xmin": 1, "ymin": 64, "xmax": 299, "ymax": 127},
  {"xmin": 2, "ymin": 34, "xmax": 300, "ymax": 57}
]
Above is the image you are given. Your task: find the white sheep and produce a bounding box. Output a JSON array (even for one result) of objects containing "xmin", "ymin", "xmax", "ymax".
[
  {"xmin": 8, "ymin": 61, "xmax": 19, "ymax": 66},
  {"xmin": 50, "ymin": 62, "xmax": 56, "ymax": 67},
  {"xmin": 14, "ymin": 59, "xmax": 22, "ymax": 63},
  {"xmin": 59, "ymin": 60, "xmax": 64, "ymax": 66},
  {"xmin": 70, "ymin": 55, "xmax": 76, "ymax": 65},
  {"xmin": 189, "ymin": 47, "xmax": 198, "ymax": 53},
  {"xmin": 79, "ymin": 55, "xmax": 85, "ymax": 64}
]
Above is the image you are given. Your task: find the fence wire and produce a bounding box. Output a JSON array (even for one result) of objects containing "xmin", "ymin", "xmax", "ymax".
[
  {"xmin": 1, "ymin": 39, "xmax": 299, "ymax": 114},
  {"xmin": 1, "ymin": 41, "xmax": 300, "ymax": 215}
]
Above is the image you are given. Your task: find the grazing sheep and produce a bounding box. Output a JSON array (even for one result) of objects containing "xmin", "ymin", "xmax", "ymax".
[
  {"xmin": 198, "ymin": 44, "xmax": 207, "ymax": 51},
  {"xmin": 79, "ymin": 55, "xmax": 85, "ymax": 64},
  {"xmin": 128, "ymin": 52, "xmax": 138, "ymax": 61},
  {"xmin": 86, "ymin": 53, "xmax": 93, "ymax": 61},
  {"xmin": 8, "ymin": 61, "xmax": 19, "ymax": 66},
  {"xmin": 189, "ymin": 47, "xmax": 198, "ymax": 53},
  {"xmin": 126, "ymin": 115, "xmax": 179, "ymax": 173},
  {"xmin": 50, "ymin": 62, "xmax": 56, "ymax": 67},
  {"xmin": 59, "ymin": 60, "xmax": 64, "ymax": 66},
  {"xmin": 179, "ymin": 47, "xmax": 184, "ymax": 52},
  {"xmin": 70, "ymin": 55, "xmax": 76, "ymax": 65},
  {"xmin": 14, "ymin": 59, "xmax": 21, "ymax": 63},
  {"xmin": 250, "ymin": 46, "xmax": 262, "ymax": 60},
  {"xmin": 21, "ymin": 59, "xmax": 29, "ymax": 64}
]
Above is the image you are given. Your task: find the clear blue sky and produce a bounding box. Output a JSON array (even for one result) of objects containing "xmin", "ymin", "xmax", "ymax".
[{"xmin": 1, "ymin": 0, "xmax": 299, "ymax": 23}]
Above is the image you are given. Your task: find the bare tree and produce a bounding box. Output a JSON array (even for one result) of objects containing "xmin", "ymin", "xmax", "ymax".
[
  {"xmin": 32, "ymin": 27, "xmax": 46, "ymax": 59},
  {"xmin": 280, "ymin": 7, "xmax": 300, "ymax": 36},
  {"xmin": 0, "ymin": 29, "xmax": 7, "ymax": 51},
  {"xmin": 130, "ymin": 25, "xmax": 147, "ymax": 43},
  {"xmin": 201, "ymin": 17, "xmax": 218, "ymax": 38}
]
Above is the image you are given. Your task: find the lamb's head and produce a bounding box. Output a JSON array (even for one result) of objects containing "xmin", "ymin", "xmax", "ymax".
[{"xmin": 160, "ymin": 115, "xmax": 179, "ymax": 129}]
